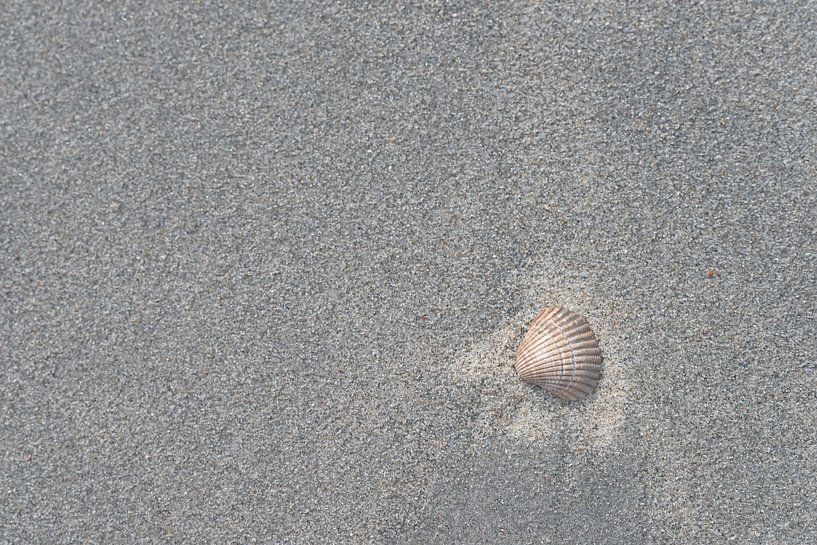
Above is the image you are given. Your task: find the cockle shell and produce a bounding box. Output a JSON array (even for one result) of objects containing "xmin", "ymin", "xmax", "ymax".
[{"xmin": 514, "ymin": 306, "xmax": 603, "ymax": 401}]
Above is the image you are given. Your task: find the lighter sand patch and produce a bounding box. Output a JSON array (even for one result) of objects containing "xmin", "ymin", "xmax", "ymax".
[{"xmin": 456, "ymin": 270, "xmax": 632, "ymax": 455}]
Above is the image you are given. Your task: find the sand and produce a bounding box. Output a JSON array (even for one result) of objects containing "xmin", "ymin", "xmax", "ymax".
[{"xmin": 2, "ymin": 2, "xmax": 816, "ymax": 543}]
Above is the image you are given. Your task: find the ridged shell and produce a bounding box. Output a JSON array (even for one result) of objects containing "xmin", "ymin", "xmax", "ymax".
[{"xmin": 514, "ymin": 306, "xmax": 603, "ymax": 401}]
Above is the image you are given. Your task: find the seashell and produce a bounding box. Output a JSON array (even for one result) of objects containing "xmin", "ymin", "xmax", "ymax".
[{"xmin": 514, "ymin": 306, "xmax": 603, "ymax": 401}]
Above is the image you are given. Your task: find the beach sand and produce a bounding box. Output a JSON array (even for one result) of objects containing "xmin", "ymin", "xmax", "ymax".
[{"xmin": 2, "ymin": 2, "xmax": 816, "ymax": 543}]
